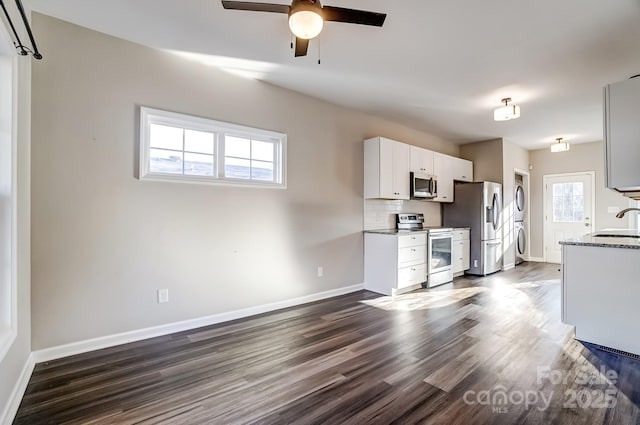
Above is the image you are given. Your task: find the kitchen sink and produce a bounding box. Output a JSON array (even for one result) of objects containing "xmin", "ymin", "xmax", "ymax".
[{"xmin": 593, "ymin": 233, "xmax": 640, "ymax": 238}]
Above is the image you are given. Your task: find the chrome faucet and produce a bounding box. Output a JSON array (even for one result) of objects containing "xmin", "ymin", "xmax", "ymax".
[{"xmin": 615, "ymin": 208, "xmax": 640, "ymax": 218}]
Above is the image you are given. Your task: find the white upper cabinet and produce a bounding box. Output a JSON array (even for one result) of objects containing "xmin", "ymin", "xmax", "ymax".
[
  {"xmin": 365, "ymin": 137, "xmax": 472, "ymax": 202},
  {"xmin": 364, "ymin": 137, "xmax": 410, "ymax": 200},
  {"xmin": 433, "ymin": 152, "xmax": 454, "ymax": 203},
  {"xmin": 452, "ymin": 157, "xmax": 473, "ymax": 182},
  {"xmin": 409, "ymin": 146, "xmax": 434, "ymax": 174},
  {"xmin": 604, "ymin": 77, "xmax": 640, "ymax": 193}
]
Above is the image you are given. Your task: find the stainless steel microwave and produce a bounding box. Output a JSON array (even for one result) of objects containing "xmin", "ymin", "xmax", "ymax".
[{"xmin": 410, "ymin": 171, "xmax": 437, "ymax": 199}]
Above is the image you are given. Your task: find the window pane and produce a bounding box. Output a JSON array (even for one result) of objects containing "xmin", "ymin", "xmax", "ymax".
[
  {"xmin": 150, "ymin": 148, "xmax": 183, "ymax": 174},
  {"xmin": 185, "ymin": 130, "xmax": 214, "ymax": 154},
  {"xmin": 553, "ymin": 184, "xmax": 563, "ymax": 196},
  {"xmin": 251, "ymin": 160, "xmax": 274, "ymax": 181},
  {"xmin": 573, "ymin": 195, "xmax": 584, "ymax": 209},
  {"xmin": 563, "ymin": 196, "xmax": 573, "ymax": 211},
  {"xmin": 563, "ymin": 183, "xmax": 573, "ymax": 195},
  {"xmin": 184, "ymin": 153, "xmax": 214, "ymax": 176},
  {"xmin": 573, "ymin": 182, "xmax": 584, "ymax": 195},
  {"xmin": 150, "ymin": 124, "xmax": 183, "ymax": 151},
  {"xmin": 226, "ymin": 136, "xmax": 250, "ymax": 158},
  {"xmin": 225, "ymin": 157, "xmax": 251, "ymax": 179},
  {"xmin": 574, "ymin": 210, "xmax": 584, "ymax": 221},
  {"xmin": 563, "ymin": 209, "xmax": 574, "ymax": 222},
  {"xmin": 553, "ymin": 196, "xmax": 562, "ymax": 211},
  {"xmin": 252, "ymin": 140, "xmax": 274, "ymax": 162},
  {"xmin": 553, "ymin": 208, "xmax": 563, "ymax": 222}
]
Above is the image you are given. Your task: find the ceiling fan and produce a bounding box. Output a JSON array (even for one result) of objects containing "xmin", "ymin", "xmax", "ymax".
[{"xmin": 221, "ymin": 0, "xmax": 387, "ymax": 57}]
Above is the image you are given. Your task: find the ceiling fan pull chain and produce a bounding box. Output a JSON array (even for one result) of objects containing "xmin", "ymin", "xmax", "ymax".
[
  {"xmin": 317, "ymin": 35, "xmax": 321, "ymax": 65},
  {"xmin": 290, "ymin": 32, "xmax": 293, "ymax": 50}
]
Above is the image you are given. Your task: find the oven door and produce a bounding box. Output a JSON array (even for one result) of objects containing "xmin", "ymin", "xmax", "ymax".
[{"xmin": 427, "ymin": 232, "xmax": 453, "ymax": 287}]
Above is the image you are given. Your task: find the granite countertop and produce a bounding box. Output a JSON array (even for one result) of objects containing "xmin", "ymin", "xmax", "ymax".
[
  {"xmin": 559, "ymin": 229, "xmax": 640, "ymax": 249},
  {"xmin": 363, "ymin": 227, "xmax": 469, "ymax": 235}
]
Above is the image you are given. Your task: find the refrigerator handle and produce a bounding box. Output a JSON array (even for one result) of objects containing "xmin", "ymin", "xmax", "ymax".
[{"xmin": 491, "ymin": 194, "xmax": 500, "ymax": 230}]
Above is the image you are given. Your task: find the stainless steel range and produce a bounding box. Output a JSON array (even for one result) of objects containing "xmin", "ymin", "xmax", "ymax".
[{"xmin": 395, "ymin": 214, "xmax": 453, "ymax": 287}]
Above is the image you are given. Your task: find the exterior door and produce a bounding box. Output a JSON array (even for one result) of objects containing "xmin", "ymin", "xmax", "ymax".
[{"xmin": 544, "ymin": 173, "xmax": 594, "ymax": 263}]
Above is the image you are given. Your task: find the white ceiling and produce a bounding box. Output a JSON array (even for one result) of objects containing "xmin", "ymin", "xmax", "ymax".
[{"xmin": 31, "ymin": 0, "xmax": 640, "ymax": 149}]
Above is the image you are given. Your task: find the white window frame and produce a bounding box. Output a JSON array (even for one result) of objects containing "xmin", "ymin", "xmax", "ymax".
[
  {"xmin": 139, "ymin": 107, "xmax": 287, "ymax": 188},
  {"xmin": 0, "ymin": 24, "xmax": 18, "ymax": 362}
]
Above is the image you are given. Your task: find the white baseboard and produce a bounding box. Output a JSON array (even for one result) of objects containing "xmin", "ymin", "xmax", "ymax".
[
  {"xmin": 0, "ymin": 353, "xmax": 34, "ymax": 425},
  {"xmin": 33, "ymin": 283, "xmax": 365, "ymax": 363},
  {"xmin": 527, "ymin": 256, "xmax": 546, "ymax": 263},
  {"xmin": 502, "ymin": 263, "xmax": 515, "ymax": 271}
]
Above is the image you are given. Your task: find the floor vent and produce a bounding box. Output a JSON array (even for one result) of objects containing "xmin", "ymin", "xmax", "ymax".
[{"xmin": 596, "ymin": 345, "xmax": 640, "ymax": 360}]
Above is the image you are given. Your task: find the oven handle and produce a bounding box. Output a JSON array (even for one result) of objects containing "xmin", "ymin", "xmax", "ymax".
[{"xmin": 429, "ymin": 233, "xmax": 453, "ymax": 240}]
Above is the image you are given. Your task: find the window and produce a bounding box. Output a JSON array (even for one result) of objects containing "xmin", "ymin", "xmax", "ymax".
[
  {"xmin": 552, "ymin": 182, "xmax": 584, "ymax": 222},
  {"xmin": 140, "ymin": 107, "xmax": 286, "ymax": 187}
]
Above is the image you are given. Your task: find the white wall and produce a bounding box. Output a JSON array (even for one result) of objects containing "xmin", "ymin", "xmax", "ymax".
[
  {"xmin": 30, "ymin": 14, "xmax": 459, "ymax": 350},
  {"xmin": 0, "ymin": 2, "xmax": 32, "ymax": 423},
  {"xmin": 529, "ymin": 141, "xmax": 630, "ymax": 258}
]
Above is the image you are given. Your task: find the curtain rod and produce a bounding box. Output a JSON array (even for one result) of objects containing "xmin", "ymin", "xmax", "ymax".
[{"xmin": 0, "ymin": 0, "xmax": 42, "ymax": 59}]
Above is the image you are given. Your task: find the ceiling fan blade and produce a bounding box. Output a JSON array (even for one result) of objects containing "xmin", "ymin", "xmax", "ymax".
[
  {"xmin": 322, "ymin": 6, "xmax": 386, "ymax": 26},
  {"xmin": 295, "ymin": 37, "xmax": 309, "ymax": 57},
  {"xmin": 221, "ymin": 1, "xmax": 290, "ymax": 14}
]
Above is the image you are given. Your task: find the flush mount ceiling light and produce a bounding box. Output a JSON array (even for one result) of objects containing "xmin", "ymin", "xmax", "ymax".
[
  {"xmin": 551, "ymin": 137, "xmax": 570, "ymax": 153},
  {"xmin": 493, "ymin": 97, "xmax": 521, "ymax": 121}
]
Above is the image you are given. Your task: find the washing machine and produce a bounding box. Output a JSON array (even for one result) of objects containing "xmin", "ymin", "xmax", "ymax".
[
  {"xmin": 514, "ymin": 181, "xmax": 526, "ymax": 222},
  {"xmin": 515, "ymin": 221, "xmax": 527, "ymax": 265}
]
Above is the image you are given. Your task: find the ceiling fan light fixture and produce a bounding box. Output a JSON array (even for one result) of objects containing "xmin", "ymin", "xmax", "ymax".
[
  {"xmin": 289, "ymin": 10, "xmax": 323, "ymax": 39},
  {"xmin": 493, "ymin": 97, "xmax": 521, "ymax": 121},
  {"xmin": 551, "ymin": 137, "xmax": 570, "ymax": 153}
]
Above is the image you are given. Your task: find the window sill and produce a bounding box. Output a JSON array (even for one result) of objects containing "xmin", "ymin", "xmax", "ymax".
[{"xmin": 140, "ymin": 172, "xmax": 287, "ymax": 189}]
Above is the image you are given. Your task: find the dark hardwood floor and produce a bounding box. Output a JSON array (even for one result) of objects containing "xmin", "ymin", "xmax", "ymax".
[{"xmin": 14, "ymin": 262, "xmax": 640, "ymax": 424}]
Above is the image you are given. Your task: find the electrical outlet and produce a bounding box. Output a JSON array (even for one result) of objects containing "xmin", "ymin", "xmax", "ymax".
[
  {"xmin": 158, "ymin": 288, "xmax": 169, "ymax": 304},
  {"xmin": 317, "ymin": 266, "xmax": 324, "ymax": 277}
]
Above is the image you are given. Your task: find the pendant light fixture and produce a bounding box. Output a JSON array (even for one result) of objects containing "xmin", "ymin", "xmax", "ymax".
[
  {"xmin": 493, "ymin": 98, "xmax": 521, "ymax": 121},
  {"xmin": 550, "ymin": 137, "xmax": 570, "ymax": 153}
]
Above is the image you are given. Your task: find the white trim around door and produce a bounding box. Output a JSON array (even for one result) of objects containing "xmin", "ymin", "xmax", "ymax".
[{"xmin": 543, "ymin": 171, "xmax": 596, "ymax": 263}]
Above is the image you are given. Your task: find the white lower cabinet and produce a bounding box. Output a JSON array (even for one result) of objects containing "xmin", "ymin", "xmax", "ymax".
[
  {"xmin": 364, "ymin": 232, "xmax": 427, "ymax": 296},
  {"xmin": 452, "ymin": 229, "xmax": 470, "ymax": 276}
]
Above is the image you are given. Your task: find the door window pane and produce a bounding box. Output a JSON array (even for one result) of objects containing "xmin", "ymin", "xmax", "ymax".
[{"xmin": 552, "ymin": 182, "xmax": 584, "ymax": 223}]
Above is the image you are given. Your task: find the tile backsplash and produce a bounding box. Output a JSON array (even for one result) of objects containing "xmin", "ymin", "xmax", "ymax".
[{"xmin": 363, "ymin": 199, "xmax": 442, "ymax": 230}]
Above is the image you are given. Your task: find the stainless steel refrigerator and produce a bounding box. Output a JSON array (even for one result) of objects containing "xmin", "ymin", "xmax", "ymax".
[{"xmin": 443, "ymin": 181, "xmax": 503, "ymax": 275}]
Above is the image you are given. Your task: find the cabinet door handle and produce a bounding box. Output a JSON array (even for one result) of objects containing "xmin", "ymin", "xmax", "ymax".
[{"xmin": 411, "ymin": 248, "xmax": 416, "ymax": 252}]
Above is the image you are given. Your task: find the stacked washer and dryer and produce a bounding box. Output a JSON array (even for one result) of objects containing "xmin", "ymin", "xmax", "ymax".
[{"xmin": 514, "ymin": 175, "xmax": 527, "ymax": 265}]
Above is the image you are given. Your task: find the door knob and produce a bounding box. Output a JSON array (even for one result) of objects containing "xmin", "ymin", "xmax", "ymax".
[{"xmin": 585, "ymin": 223, "xmax": 590, "ymax": 227}]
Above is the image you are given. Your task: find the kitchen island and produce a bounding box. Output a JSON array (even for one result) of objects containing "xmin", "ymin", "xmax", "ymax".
[{"xmin": 560, "ymin": 229, "xmax": 640, "ymax": 356}]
